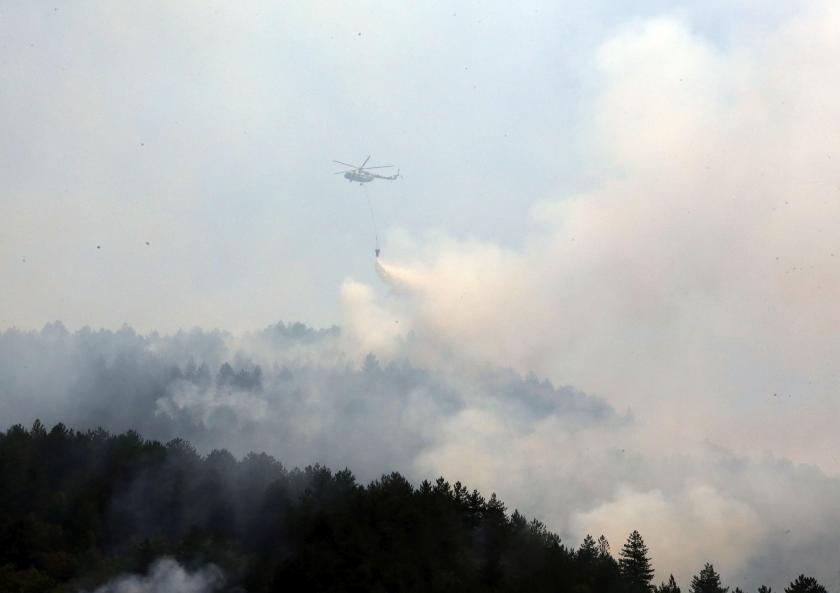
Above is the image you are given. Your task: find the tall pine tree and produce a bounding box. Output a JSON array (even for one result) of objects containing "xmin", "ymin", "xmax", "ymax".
[
  {"xmin": 690, "ymin": 563, "xmax": 728, "ymax": 593},
  {"xmin": 619, "ymin": 530, "xmax": 655, "ymax": 593}
]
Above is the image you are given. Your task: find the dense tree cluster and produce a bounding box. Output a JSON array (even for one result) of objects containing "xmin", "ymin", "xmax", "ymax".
[{"xmin": 0, "ymin": 421, "xmax": 828, "ymax": 593}]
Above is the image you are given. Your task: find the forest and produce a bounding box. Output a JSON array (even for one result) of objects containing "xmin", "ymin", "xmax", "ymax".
[{"xmin": 0, "ymin": 421, "xmax": 829, "ymax": 593}]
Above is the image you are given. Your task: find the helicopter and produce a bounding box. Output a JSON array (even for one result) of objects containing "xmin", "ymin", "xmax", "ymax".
[{"xmin": 333, "ymin": 155, "xmax": 400, "ymax": 184}]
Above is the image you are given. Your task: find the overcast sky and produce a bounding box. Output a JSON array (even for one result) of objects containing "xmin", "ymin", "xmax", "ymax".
[
  {"xmin": 0, "ymin": 0, "xmax": 803, "ymax": 332},
  {"xmin": 3, "ymin": 1, "xmax": 840, "ymax": 590}
]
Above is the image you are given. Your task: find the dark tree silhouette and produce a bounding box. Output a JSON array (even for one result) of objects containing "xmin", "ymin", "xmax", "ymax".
[
  {"xmin": 757, "ymin": 586, "xmax": 772, "ymax": 593},
  {"xmin": 597, "ymin": 534, "xmax": 612, "ymax": 558},
  {"xmin": 1, "ymin": 421, "xmax": 585, "ymax": 593},
  {"xmin": 657, "ymin": 574, "xmax": 682, "ymax": 593},
  {"xmin": 0, "ymin": 420, "xmax": 830, "ymax": 593},
  {"xmin": 578, "ymin": 534, "xmax": 598, "ymax": 561},
  {"xmin": 691, "ymin": 563, "xmax": 729, "ymax": 593},
  {"xmin": 619, "ymin": 530, "xmax": 655, "ymax": 592},
  {"xmin": 784, "ymin": 575, "xmax": 827, "ymax": 593}
]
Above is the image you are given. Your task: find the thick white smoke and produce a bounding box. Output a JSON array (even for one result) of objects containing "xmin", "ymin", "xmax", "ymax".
[
  {"xmin": 339, "ymin": 3, "xmax": 840, "ymax": 587},
  {"xmin": 85, "ymin": 558, "xmax": 222, "ymax": 593},
  {"xmin": 3, "ymin": 2, "xmax": 840, "ymax": 590}
]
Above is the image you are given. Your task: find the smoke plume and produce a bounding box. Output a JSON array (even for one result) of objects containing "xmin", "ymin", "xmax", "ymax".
[{"xmin": 85, "ymin": 558, "xmax": 222, "ymax": 593}]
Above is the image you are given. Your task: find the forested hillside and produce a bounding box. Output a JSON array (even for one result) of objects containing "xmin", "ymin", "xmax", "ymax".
[{"xmin": 0, "ymin": 422, "xmax": 826, "ymax": 593}]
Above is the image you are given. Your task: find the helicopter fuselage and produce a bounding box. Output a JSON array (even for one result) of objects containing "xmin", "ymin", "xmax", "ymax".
[{"xmin": 344, "ymin": 170, "xmax": 374, "ymax": 183}]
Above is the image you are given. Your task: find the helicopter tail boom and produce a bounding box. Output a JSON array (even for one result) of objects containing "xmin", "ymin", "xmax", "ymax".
[{"xmin": 371, "ymin": 169, "xmax": 400, "ymax": 181}]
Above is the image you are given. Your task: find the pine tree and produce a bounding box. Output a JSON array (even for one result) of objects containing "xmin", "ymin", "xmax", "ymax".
[
  {"xmin": 757, "ymin": 586, "xmax": 772, "ymax": 593},
  {"xmin": 690, "ymin": 563, "xmax": 728, "ymax": 593},
  {"xmin": 619, "ymin": 530, "xmax": 655, "ymax": 592},
  {"xmin": 784, "ymin": 575, "xmax": 827, "ymax": 593},
  {"xmin": 31, "ymin": 419, "xmax": 47, "ymax": 438},
  {"xmin": 578, "ymin": 534, "xmax": 598, "ymax": 561},
  {"xmin": 597, "ymin": 534, "xmax": 611, "ymax": 558},
  {"xmin": 657, "ymin": 574, "xmax": 681, "ymax": 593}
]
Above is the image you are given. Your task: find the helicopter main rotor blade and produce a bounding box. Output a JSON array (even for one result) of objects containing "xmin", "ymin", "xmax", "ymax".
[
  {"xmin": 363, "ymin": 165, "xmax": 394, "ymax": 169},
  {"xmin": 360, "ymin": 155, "xmax": 371, "ymax": 169},
  {"xmin": 333, "ymin": 170, "xmax": 350, "ymax": 174},
  {"xmin": 332, "ymin": 160, "xmax": 358, "ymax": 168}
]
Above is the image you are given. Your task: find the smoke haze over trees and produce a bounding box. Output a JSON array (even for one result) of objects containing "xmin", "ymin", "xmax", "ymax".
[
  {"xmin": 0, "ymin": 422, "xmax": 831, "ymax": 593},
  {"xmin": 1, "ymin": 323, "xmax": 840, "ymax": 590},
  {"xmin": 3, "ymin": 1, "xmax": 840, "ymax": 590}
]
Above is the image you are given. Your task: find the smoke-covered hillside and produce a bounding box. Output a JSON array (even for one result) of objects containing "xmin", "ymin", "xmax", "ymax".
[
  {"xmin": 2, "ymin": 323, "xmax": 840, "ymax": 591},
  {"xmin": 0, "ymin": 321, "xmax": 615, "ymax": 478},
  {"xmin": 1, "ymin": 421, "xmax": 830, "ymax": 593},
  {"xmin": 4, "ymin": 1, "xmax": 840, "ymax": 591}
]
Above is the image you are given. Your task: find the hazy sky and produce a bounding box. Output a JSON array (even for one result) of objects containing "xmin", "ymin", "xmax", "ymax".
[
  {"xmin": 3, "ymin": 1, "xmax": 840, "ymax": 590},
  {"xmin": 0, "ymin": 0, "xmax": 802, "ymax": 332}
]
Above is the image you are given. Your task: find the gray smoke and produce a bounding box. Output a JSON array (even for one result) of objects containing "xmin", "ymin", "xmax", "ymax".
[
  {"xmin": 3, "ymin": 321, "xmax": 840, "ymax": 591},
  {"xmin": 84, "ymin": 558, "xmax": 222, "ymax": 593},
  {"xmin": 0, "ymin": 321, "xmax": 617, "ymax": 480}
]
